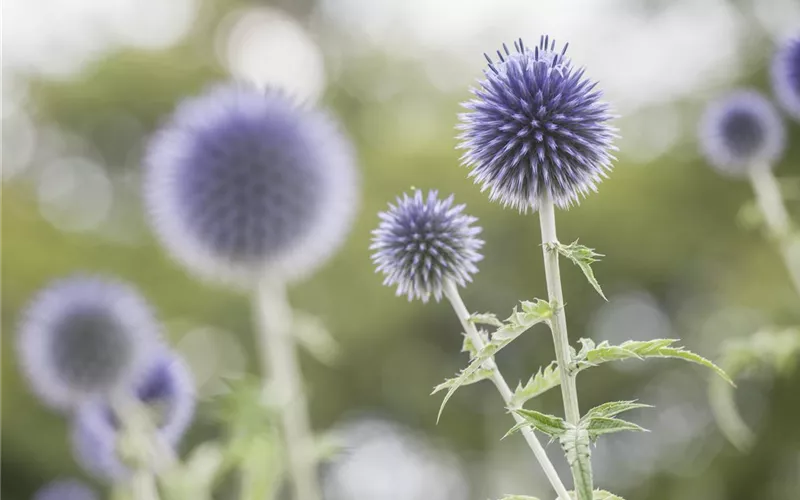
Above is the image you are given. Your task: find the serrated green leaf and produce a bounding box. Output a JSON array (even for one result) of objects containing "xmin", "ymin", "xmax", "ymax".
[
  {"xmin": 436, "ymin": 300, "xmax": 552, "ymax": 422},
  {"xmin": 462, "ymin": 334, "xmax": 478, "ymax": 359},
  {"xmin": 548, "ymin": 240, "xmax": 607, "ymax": 300},
  {"xmin": 510, "ymin": 362, "xmax": 562, "ymax": 408},
  {"xmin": 469, "ymin": 312, "xmax": 504, "ymax": 328},
  {"xmin": 583, "ymin": 416, "xmax": 648, "ymax": 438},
  {"xmin": 509, "ymin": 409, "xmax": 569, "ymax": 438},
  {"xmin": 592, "ymin": 491, "xmax": 625, "ymax": 500},
  {"xmin": 578, "ymin": 339, "xmax": 733, "ymax": 385},
  {"xmin": 581, "ymin": 400, "xmax": 652, "ymax": 421},
  {"xmin": 431, "ymin": 367, "xmax": 494, "ymax": 394}
]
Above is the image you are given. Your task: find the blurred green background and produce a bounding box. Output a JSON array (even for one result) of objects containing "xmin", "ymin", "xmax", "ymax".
[{"xmin": 3, "ymin": 0, "xmax": 800, "ymax": 499}]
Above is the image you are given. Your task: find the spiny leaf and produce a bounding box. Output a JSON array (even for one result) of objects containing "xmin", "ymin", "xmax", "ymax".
[
  {"xmin": 469, "ymin": 312, "xmax": 504, "ymax": 328},
  {"xmin": 435, "ymin": 300, "xmax": 552, "ymax": 422},
  {"xmin": 431, "ymin": 368, "xmax": 494, "ymax": 394},
  {"xmin": 508, "ymin": 409, "xmax": 568, "ymax": 438},
  {"xmin": 591, "ymin": 491, "xmax": 625, "ymax": 500},
  {"xmin": 510, "ymin": 362, "xmax": 562, "ymax": 408},
  {"xmin": 578, "ymin": 339, "xmax": 734, "ymax": 385},
  {"xmin": 581, "ymin": 400, "xmax": 652, "ymax": 421},
  {"xmin": 557, "ymin": 490, "xmax": 626, "ymax": 500},
  {"xmin": 583, "ymin": 417, "xmax": 648, "ymax": 438},
  {"xmin": 548, "ymin": 240, "xmax": 607, "ymax": 300}
]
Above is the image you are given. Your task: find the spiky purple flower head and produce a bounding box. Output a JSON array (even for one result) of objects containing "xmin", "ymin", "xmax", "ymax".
[
  {"xmin": 16, "ymin": 276, "xmax": 160, "ymax": 411},
  {"xmin": 145, "ymin": 83, "xmax": 359, "ymax": 288},
  {"xmin": 72, "ymin": 350, "xmax": 195, "ymax": 480},
  {"xmin": 458, "ymin": 36, "xmax": 617, "ymax": 212},
  {"xmin": 33, "ymin": 479, "xmax": 98, "ymax": 500},
  {"xmin": 772, "ymin": 35, "xmax": 800, "ymax": 119},
  {"xmin": 699, "ymin": 90, "xmax": 786, "ymax": 176},
  {"xmin": 371, "ymin": 190, "xmax": 483, "ymax": 302}
]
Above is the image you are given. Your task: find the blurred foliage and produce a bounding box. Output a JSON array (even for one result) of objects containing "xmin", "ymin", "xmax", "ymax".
[{"xmin": 3, "ymin": 0, "xmax": 800, "ymax": 499}]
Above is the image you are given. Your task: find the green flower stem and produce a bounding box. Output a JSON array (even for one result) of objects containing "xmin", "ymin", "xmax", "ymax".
[
  {"xmin": 112, "ymin": 396, "xmax": 170, "ymax": 500},
  {"xmin": 253, "ymin": 277, "xmax": 321, "ymax": 500},
  {"xmin": 749, "ymin": 166, "xmax": 800, "ymax": 296},
  {"xmin": 538, "ymin": 192, "xmax": 592, "ymax": 499},
  {"xmin": 443, "ymin": 280, "xmax": 571, "ymax": 500},
  {"xmin": 132, "ymin": 471, "xmax": 161, "ymax": 500}
]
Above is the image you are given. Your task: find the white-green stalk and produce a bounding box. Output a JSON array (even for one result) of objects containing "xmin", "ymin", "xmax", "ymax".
[
  {"xmin": 443, "ymin": 280, "xmax": 572, "ymax": 500},
  {"xmin": 748, "ymin": 166, "xmax": 800, "ymax": 296},
  {"xmin": 113, "ymin": 396, "xmax": 174, "ymax": 500},
  {"xmin": 253, "ymin": 277, "xmax": 321, "ymax": 500},
  {"xmin": 538, "ymin": 192, "xmax": 592, "ymax": 498}
]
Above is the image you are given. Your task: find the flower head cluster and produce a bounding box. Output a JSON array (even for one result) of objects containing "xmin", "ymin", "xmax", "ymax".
[
  {"xmin": 458, "ymin": 36, "xmax": 617, "ymax": 212},
  {"xmin": 145, "ymin": 83, "xmax": 358, "ymax": 287},
  {"xmin": 33, "ymin": 479, "xmax": 98, "ymax": 500},
  {"xmin": 16, "ymin": 276, "xmax": 160, "ymax": 410},
  {"xmin": 371, "ymin": 190, "xmax": 483, "ymax": 302},
  {"xmin": 699, "ymin": 90, "xmax": 785, "ymax": 176},
  {"xmin": 72, "ymin": 351, "xmax": 195, "ymax": 480},
  {"xmin": 772, "ymin": 35, "xmax": 800, "ymax": 119}
]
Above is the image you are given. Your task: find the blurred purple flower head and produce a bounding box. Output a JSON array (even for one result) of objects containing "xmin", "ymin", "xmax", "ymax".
[
  {"xmin": 145, "ymin": 83, "xmax": 359, "ymax": 287},
  {"xmin": 458, "ymin": 36, "xmax": 617, "ymax": 212},
  {"xmin": 371, "ymin": 190, "xmax": 483, "ymax": 302},
  {"xmin": 33, "ymin": 479, "xmax": 98, "ymax": 500},
  {"xmin": 772, "ymin": 35, "xmax": 800, "ymax": 119},
  {"xmin": 72, "ymin": 351, "xmax": 195, "ymax": 480},
  {"xmin": 699, "ymin": 90, "xmax": 785, "ymax": 176},
  {"xmin": 16, "ymin": 276, "xmax": 160, "ymax": 411}
]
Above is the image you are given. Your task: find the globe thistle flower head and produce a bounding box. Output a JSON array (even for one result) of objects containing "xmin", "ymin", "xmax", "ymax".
[
  {"xmin": 16, "ymin": 276, "xmax": 160, "ymax": 411},
  {"xmin": 33, "ymin": 479, "xmax": 98, "ymax": 500},
  {"xmin": 458, "ymin": 36, "xmax": 617, "ymax": 212},
  {"xmin": 72, "ymin": 351, "xmax": 196, "ymax": 480},
  {"xmin": 699, "ymin": 90, "xmax": 786, "ymax": 176},
  {"xmin": 370, "ymin": 190, "xmax": 483, "ymax": 303},
  {"xmin": 145, "ymin": 83, "xmax": 358, "ymax": 288},
  {"xmin": 772, "ymin": 35, "xmax": 800, "ymax": 119}
]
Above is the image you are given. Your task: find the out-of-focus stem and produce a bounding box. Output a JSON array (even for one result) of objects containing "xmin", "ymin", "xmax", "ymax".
[
  {"xmin": 749, "ymin": 166, "xmax": 800, "ymax": 296},
  {"xmin": 443, "ymin": 281, "xmax": 572, "ymax": 500},
  {"xmin": 708, "ymin": 374, "xmax": 753, "ymax": 452},
  {"xmin": 112, "ymin": 396, "xmax": 167, "ymax": 500},
  {"xmin": 253, "ymin": 277, "xmax": 321, "ymax": 500},
  {"xmin": 538, "ymin": 191, "xmax": 592, "ymax": 500}
]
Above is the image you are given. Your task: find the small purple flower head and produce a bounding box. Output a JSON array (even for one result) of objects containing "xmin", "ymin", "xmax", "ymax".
[
  {"xmin": 33, "ymin": 479, "xmax": 98, "ymax": 500},
  {"xmin": 145, "ymin": 83, "xmax": 359, "ymax": 288},
  {"xmin": 16, "ymin": 276, "xmax": 160, "ymax": 411},
  {"xmin": 772, "ymin": 35, "xmax": 800, "ymax": 119},
  {"xmin": 458, "ymin": 36, "xmax": 617, "ymax": 212},
  {"xmin": 72, "ymin": 350, "xmax": 195, "ymax": 480},
  {"xmin": 699, "ymin": 90, "xmax": 786, "ymax": 176},
  {"xmin": 371, "ymin": 190, "xmax": 483, "ymax": 302}
]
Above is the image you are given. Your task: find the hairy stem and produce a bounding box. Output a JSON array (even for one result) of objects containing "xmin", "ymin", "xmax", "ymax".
[
  {"xmin": 443, "ymin": 280, "xmax": 572, "ymax": 500},
  {"xmin": 538, "ymin": 192, "xmax": 592, "ymax": 499},
  {"xmin": 749, "ymin": 167, "xmax": 800, "ymax": 296},
  {"xmin": 253, "ymin": 277, "xmax": 321, "ymax": 500}
]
